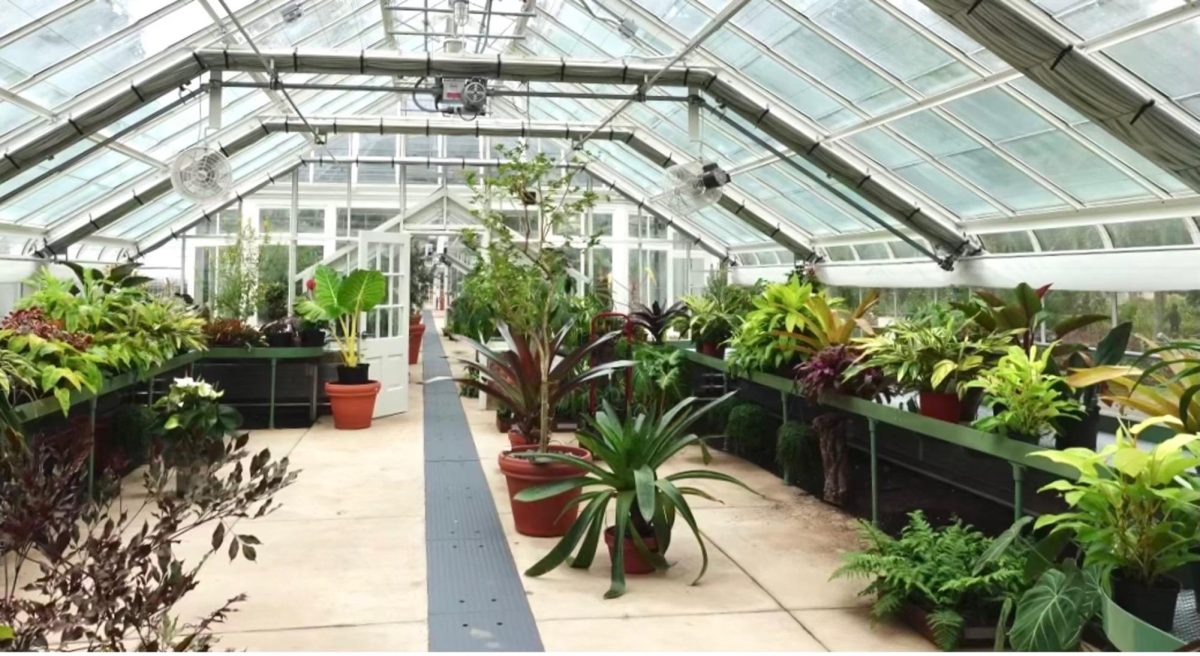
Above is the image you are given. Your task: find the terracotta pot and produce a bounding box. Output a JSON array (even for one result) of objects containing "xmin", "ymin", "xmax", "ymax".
[
  {"xmin": 507, "ymin": 427, "xmax": 536, "ymax": 449},
  {"xmin": 325, "ymin": 380, "xmax": 381, "ymax": 430},
  {"xmin": 918, "ymin": 391, "xmax": 962, "ymax": 423},
  {"xmin": 498, "ymin": 444, "xmax": 591, "ymax": 537},
  {"xmin": 408, "ymin": 320, "xmax": 426, "ymax": 365},
  {"xmin": 604, "ymin": 526, "xmax": 660, "ymax": 574}
]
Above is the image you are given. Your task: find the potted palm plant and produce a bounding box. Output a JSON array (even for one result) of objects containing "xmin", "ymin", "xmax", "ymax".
[
  {"xmin": 516, "ymin": 393, "xmax": 754, "ymax": 598},
  {"xmin": 297, "ymin": 265, "xmax": 387, "ymax": 430}
]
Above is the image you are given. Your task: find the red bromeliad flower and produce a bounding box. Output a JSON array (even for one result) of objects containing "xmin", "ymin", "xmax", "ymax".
[{"xmin": 305, "ymin": 278, "xmax": 316, "ymax": 292}]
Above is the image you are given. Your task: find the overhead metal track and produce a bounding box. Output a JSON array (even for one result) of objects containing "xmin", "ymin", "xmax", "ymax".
[
  {"xmin": 919, "ymin": 0, "xmax": 1200, "ymax": 192},
  {"xmin": 39, "ymin": 118, "xmax": 749, "ymax": 259},
  {"xmin": 6, "ymin": 48, "xmax": 960, "ymax": 260}
]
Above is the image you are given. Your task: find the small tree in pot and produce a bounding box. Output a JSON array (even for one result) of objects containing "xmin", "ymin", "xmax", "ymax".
[
  {"xmin": 297, "ymin": 265, "xmax": 387, "ymax": 430},
  {"xmin": 440, "ymin": 143, "xmax": 614, "ymax": 536}
]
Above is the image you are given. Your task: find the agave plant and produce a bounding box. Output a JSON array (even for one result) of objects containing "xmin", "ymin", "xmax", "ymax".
[
  {"xmin": 440, "ymin": 321, "xmax": 632, "ymax": 447},
  {"xmin": 515, "ymin": 392, "xmax": 755, "ymax": 598},
  {"xmin": 1067, "ymin": 339, "xmax": 1200, "ymax": 432},
  {"xmin": 630, "ymin": 300, "xmax": 688, "ymax": 344}
]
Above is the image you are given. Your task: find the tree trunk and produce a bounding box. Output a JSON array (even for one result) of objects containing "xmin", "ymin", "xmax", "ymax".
[{"xmin": 815, "ymin": 412, "xmax": 850, "ymax": 507}]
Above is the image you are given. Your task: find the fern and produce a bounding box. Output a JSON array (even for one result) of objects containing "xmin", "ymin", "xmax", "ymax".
[
  {"xmin": 831, "ymin": 511, "xmax": 1026, "ymax": 651},
  {"xmin": 927, "ymin": 608, "xmax": 965, "ymax": 651}
]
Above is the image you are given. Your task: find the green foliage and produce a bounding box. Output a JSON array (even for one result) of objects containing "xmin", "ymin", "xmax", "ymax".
[
  {"xmin": 630, "ymin": 301, "xmax": 687, "ymax": 344},
  {"xmin": 1032, "ymin": 420, "xmax": 1200, "ymax": 585},
  {"xmin": 214, "ymin": 223, "xmax": 267, "ymax": 320},
  {"xmin": 410, "ymin": 242, "xmax": 436, "ymax": 314},
  {"xmin": 681, "ymin": 270, "xmax": 757, "ymax": 346},
  {"xmin": 631, "ymin": 343, "xmax": 686, "ymax": 416},
  {"xmin": 296, "ymin": 265, "xmax": 386, "ymax": 367},
  {"xmin": 1069, "ymin": 339, "xmax": 1200, "ymax": 433},
  {"xmin": 515, "ymin": 392, "xmax": 756, "ymax": 598},
  {"xmin": 727, "ymin": 276, "xmax": 875, "ymax": 375},
  {"xmin": 1, "ymin": 331, "xmax": 103, "ymax": 415},
  {"xmin": 776, "ymin": 421, "xmax": 822, "ymax": 493},
  {"xmin": 153, "ymin": 377, "xmax": 243, "ymax": 469},
  {"xmin": 17, "ymin": 263, "xmax": 206, "ymax": 376},
  {"xmin": 831, "ymin": 511, "xmax": 1027, "ymax": 651},
  {"xmin": 967, "ymin": 344, "xmax": 1082, "ymax": 441},
  {"xmin": 0, "ymin": 348, "xmax": 35, "ymax": 439},
  {"xmin": 724, "ymin": 402, "xmax": 779, "ymax": 460},
  {"xmin": 851, "ymin": 316, "xmax": 1014, "ymax": 394},
  {"xmin": 1008, "ymin": 561, "xmax": 1102, "ymax": 652},
  {"xmin": 952, "ymin": 282, "xmax": 1106, "ymax": 354},
  {"xmin": 461, "ymin": 142, "xmax": 603, "ymax": 443}
]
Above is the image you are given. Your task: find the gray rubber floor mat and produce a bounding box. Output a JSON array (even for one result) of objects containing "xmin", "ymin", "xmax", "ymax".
[{"xmin": 422, "ymin": 313, "xmax": 543, "ymax": 651}]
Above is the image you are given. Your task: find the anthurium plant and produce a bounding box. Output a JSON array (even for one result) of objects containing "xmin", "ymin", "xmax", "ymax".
[
  {"xmin": 514, "ymin": 392, "xmax": 755, "ymax": 598},
  {"xmin": 296, "ymin": 265, "xmax": 386, "ymax": 370}
]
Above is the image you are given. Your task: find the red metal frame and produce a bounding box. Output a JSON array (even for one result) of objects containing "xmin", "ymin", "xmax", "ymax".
[{"xmin": 588, "ymin": 311, "xmax": 635, "ymax": 414}]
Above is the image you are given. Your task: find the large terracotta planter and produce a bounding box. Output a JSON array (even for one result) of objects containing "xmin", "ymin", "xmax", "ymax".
[
  {"xmin": 604, "ymin": 526, "xmax": 660, "ymax": 574},
  {"xmin": 326, "ymin": 381, "xmax": 381, "ymax": 430},
  {"xmin": 498, "ymin": 444, "xmax": 591, "ymax": 537},
  {"xmin": 408, "ymin": 315, "xmax": 426, "ymax": 365},
  {"xmin": 918, "ymin": 391, "xmax": 962, "ymax": 423}
]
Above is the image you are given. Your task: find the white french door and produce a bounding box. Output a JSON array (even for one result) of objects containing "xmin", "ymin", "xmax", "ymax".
[{"xmin": 357, "ymin": 231, "xmax": 411, "ymax": 416}]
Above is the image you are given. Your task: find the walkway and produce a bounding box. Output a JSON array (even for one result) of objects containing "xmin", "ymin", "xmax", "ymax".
[{"xmin": 162, "ymin": 315, "xmax": 932, "ymax": 651}]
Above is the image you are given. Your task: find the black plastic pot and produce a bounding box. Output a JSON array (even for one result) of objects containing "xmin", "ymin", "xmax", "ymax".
[
  {"xmin": 1113, "ymin": 575, "xmax": 1180, "ymax": 632},
  {"xmin": 265, "ymin": 333, "xmax": 294, "ymax": 348},
  {"xmin": 337, "ymin": 364, "xmax": 371, "ymax": 385},
  {"xmin": 299, "ymin": 328, "xmax": 326, "ymax": 347},
  {"xmin": 1056, "ymin": 404, "xmax": 1100, "ymax": 451}
]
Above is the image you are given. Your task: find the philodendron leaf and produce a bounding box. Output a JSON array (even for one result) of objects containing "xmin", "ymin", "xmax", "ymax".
[
  {"xmin": 337, "ymin": 269, "xmax": 387, "ymax": 315},
  {"xmin": 1008, "ymin": 565, "xmax": 1097, "ymax": 652}
]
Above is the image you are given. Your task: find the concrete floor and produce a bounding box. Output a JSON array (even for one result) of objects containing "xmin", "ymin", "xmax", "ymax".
[{"xmin": 163, "ymin": 321, "xmax": 933, "ymax": 651}]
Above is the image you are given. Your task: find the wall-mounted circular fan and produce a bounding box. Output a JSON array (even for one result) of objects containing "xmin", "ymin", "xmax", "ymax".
[
  {"xmin": 654, "ymin": 160, "xmax": 731, "ymax": 214},
  {"xmin": 170, "ymin": 145, "xmax": 232, "ymax": 201}
]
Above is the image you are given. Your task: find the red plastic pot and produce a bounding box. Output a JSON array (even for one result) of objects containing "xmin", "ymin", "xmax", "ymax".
[
  {"xmin": 697, "ymin": 341, "xmax": 725, "ymax": 358},
  {"xmin": 498, "ymin": 444, "xmax": 591, "ymax": 537},
  {"xmin": 919, "ymin": 391, "xmax": 962, "ymax": 424},
  {"xmin": 325, "ymin": 381, "xmax": 381, "ymax": 430},
  {"xmin": 604, "ymin": 526, "xmax": 660, "ymax": 575},
  {"xmin": 408, "ymin": 315, "xmax": 426, "ymax": 365}
]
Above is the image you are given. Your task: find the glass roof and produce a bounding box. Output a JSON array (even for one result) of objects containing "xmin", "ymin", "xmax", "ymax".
[{"xmin": 0, "ymin": 0, "xmax": 1197, "ymax": 264}]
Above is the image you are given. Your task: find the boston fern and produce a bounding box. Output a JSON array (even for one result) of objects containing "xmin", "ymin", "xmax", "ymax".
[{"xmin": 832, "ymin": 511, "xmax": 1026, "ymax": 651}]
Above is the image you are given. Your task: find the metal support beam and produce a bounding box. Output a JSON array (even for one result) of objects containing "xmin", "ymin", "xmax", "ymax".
[
  {"xmin": 919, "ymin": 0, "xmax": 1200, "ymax": 192},
  {"xmin": 40, "ymin": 118, "xmax": 746, "ymax": 259}
]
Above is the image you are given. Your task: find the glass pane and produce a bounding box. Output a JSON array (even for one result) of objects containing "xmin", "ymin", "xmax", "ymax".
[{"xmin": 1106, "ymin": 219, "xmax": 1194, "ymax": 248}]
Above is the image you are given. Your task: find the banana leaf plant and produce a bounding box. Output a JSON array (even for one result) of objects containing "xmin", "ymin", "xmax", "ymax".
[
  {"xmin": 514, "ymin": 392, "xmax": 757, "ymax": 598},
  {"xmin": 437, "ymin": 321, "xmax": 633, "ymax": 447},
  {"xmin": 952, "ymin": 283, "xmax": 1106, "ymax": 355},
  {"xmin": 630, "ymin": 301, "xmax": 688, "ymax": 344},
  {"xmin": 1067, "ymin": 339, "xmax": 1200, "ymax": 433}
]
